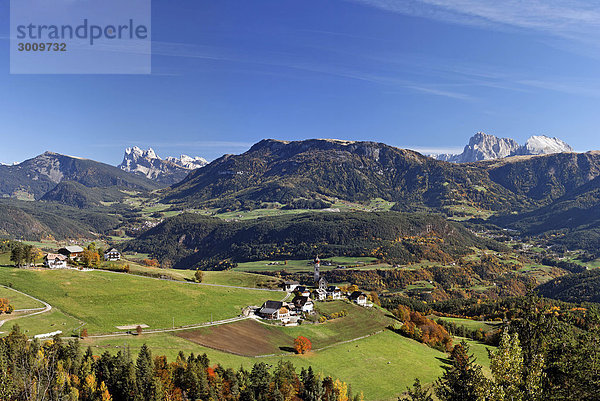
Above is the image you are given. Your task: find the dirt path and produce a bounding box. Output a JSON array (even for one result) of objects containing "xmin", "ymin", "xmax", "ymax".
[{"xmin": 0, "ymin": 285, "xmax": 52, "ymax": 330}]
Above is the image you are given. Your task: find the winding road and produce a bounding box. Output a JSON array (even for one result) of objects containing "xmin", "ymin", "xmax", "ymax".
[{"xmin": 0, "ymin": 284, "xmax": 52, "ymax": 330}]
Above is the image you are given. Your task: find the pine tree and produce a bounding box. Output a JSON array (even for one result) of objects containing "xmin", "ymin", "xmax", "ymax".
[
  {"xmin": 400, "ymin": 378, "xmax": 433, "ymax": 401},
  {"xmin": 136, "ymin": 344, "xmax": 157, "ymax": 400},
  {"xmin": 435, "ymin": 341, "xmax": 485, "ymax": 401}
]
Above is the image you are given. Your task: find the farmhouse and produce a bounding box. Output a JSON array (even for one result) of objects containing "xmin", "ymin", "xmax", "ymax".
[
  {"xmin": 295, "ymin": 286, "xmax": 311, "ymax": 297},
  {"xmin": 58, "ymin": 246, "xmax": 84, "ymax": 261},
  {"xmin": 327, "ymin": 285, "xmax": 343, "ymax": 300},
  {"xmin": 292, "ymin": 295, "xmax": 314, "ymax": 313},
  {"xmin": 258, "ymin": 300, "xmax": 291, "ymax": 321},
  {"xmin": 44, "ymin": 253, "xmax": 68, "ymax": 269},
  {"xmin": 349, "ymin": 291, "xmax": 368, "ymax": 306},
  {"xmin": 282, "ymin": 280, "xmax": 300, "ymax": 292},
  {"xmin": 104, "ymin": 248, "xmax": 121, "ymax": 261},
  {"xmin": 313, "ymin": 288, "xmax": 327, "ymax": 301}
]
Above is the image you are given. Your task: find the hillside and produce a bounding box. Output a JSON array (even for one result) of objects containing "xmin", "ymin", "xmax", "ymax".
[
  {"xmin": 0, "ymin": 151, "xmax": 159, "ymax": 200},
  {"xmin": 482, "ymin": 151, "xmax": 600, "ymax": 204},
  {"xmin": 0, "ymin": 203, "xmax": 54, "ymax": 239},
  {"xmin": 492, "ymin": 173, "xmax": 600, "ymax": 252},
  {"xmin": 0, "ymin": 199, "xmax": 121, "ymax": 240},
  {"xmin": 536, "ymin": 269, "xmax": 600, "ymax": 303},
  {"xmin": 40, "ymin": 181, "xmax": 127, "ymax": 208},
  {"xmin": 160, "ymin": 139, "xmax": 600, "ymax": 219},
  {"xmin": 162, "ymin": 139, "xmax": 525, "ymax": 212},
  {"xmin": 125, "ymin": 211, "xmax": 500, "ymax": 268}
]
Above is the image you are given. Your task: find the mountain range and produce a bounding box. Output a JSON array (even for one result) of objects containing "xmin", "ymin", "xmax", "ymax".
[
  {"xmin": 161, "ymin": 138, "xmax": 597, "ymax": 213},
  {"xmin": 433, "ymin": 132, "xmax": 573, "ymax": 163},
  {"xmin": 0, "ymin": 151, "xmax": 159, "ymax": 202},
  {"xmin": 118, "ymin": 146, "xmax": 208, "ymax": 185},
  {"xmin": 2, "ymin": 137, "xmax": 600, "ymax": 251}
]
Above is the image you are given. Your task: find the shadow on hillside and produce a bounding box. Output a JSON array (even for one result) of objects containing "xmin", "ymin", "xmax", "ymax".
[
  {"xmin": 436, "ymin": 356, "xmax": 452, "ymax": 366},
  {"xmin": 279, "ymin": 346, "xmax": 296, "ymax": 353}
]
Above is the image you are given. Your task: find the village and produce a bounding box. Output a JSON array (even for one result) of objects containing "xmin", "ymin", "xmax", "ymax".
[{"xmin": 250, "ymin": 257, "xmax": 373, "ymax": 325}]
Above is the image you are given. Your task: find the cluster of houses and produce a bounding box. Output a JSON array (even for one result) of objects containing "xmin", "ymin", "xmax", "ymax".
[
  {"xmin": 255, "ymin": 257, "xmax": 371, "ymax": 324},
  {"xmin": 43, "ymin": 246, "xmax": 122, "ymax": 269}
]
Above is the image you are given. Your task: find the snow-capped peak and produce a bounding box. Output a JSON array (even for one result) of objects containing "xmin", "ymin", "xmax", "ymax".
[
  {"xmin": 119, "ymin": 147, "xmax": 207, "ymax": 185},
  {"xmin": 524, "ymin": 135, "xmax": 573, "ymax": 155},
  {"xmin": 166, "ymin": 155, "xmax": 208, "ymax": 170},
  {"xmin": 125, "ymin": 146, "xmax": 160, "ymax": 160},
  {"xmin": 433, "ymin": 132, "xmax": 573, "ymax": 163}
]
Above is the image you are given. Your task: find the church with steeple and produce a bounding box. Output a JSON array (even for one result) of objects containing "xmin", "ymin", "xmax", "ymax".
[{"xmin": 313, "ymin": 255, "xmax": 320, "ymax": 283}]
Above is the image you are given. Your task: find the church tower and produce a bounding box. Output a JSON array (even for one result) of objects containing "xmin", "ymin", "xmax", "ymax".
[{"xmin": 313, "ymin": 256, "xmax": 320, "ymax": 283}]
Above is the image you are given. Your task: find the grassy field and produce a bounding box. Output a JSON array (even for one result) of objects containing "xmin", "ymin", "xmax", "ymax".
[
  {"xmin": 517, "ymin": 264, "xmax": 556, "ymax": 284},
  {"xmin": 201, "ymin": 271, "xmax": 282, "ymax": 288},
  {"xmin": 0, "ymin": 267, "xmax": 277, "ymax": 335},
  {"xmin": 2, "ymin": 308, "xmax": 83, "ymax": 337},
  {"xmin": 0, "ymin": 286, "xmax": 45, "ymax": 309},
  {"xmin": 178, "ymin": 301, "xmax": 395, "ymax": 356},
  {"xmin": 234, "ymin": 257, "xmax": 380, "ymax": 273},
  {"xmin": 102, "ymin": 262, "xmax": 283, "ymax": 289},
  {"xmin": 84, "ymin": 329, "xmax": 451, "ymax": 401},
  {"xmin": 434, "ymin": 316, "xmax": 498, "ymax": 332}
]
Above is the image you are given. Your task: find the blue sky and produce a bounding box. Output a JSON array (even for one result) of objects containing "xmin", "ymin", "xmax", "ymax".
[{"xmin": 2, "ymin": 0, "xmax": 600, "ymax": 165}]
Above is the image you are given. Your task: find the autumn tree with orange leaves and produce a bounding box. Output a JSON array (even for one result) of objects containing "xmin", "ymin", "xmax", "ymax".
[{"xmin": 294, "ymin": 336, "xmax": 312, "ymax": 354}]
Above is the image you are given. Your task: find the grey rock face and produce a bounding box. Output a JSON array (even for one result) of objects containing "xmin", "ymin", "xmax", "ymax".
[
  {"xmin": 433, "ymin": 132, "xmax": 572, "ymax": 163},
  {"xmin": 119, "ymin": 146, "xmax": 208, "ymax": 185}
]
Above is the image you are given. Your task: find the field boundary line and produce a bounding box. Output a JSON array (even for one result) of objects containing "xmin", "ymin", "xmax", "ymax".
[
  {"xmin": 86, "ymin": 316, "xmax": 251, "ymax": 339},
  {"xmin": 0, "ymin": 284, "xmax": 52, "ymax": 328}
]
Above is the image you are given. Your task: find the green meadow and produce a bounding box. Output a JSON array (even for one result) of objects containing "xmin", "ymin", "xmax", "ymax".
[
  {"xmin": 84, "ymin": 329, "xmax": 456, "ymax": 401},
  {"xmin": 0, "ymin": 267, "xmax": 276, "ymax": 335}
]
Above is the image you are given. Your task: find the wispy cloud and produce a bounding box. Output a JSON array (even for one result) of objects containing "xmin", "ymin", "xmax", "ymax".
[
  {"xmin": 151, "ymin": 40, "xmax": 474, "ymax": 100},
  {"xmin": 348, "ymin": 0, "xmax": 600, "ymax": 40}
]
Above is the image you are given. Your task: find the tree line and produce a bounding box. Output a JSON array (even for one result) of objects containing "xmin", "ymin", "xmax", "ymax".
[
  {"xmin": 0, "ymin": 326, "xmax": 363, "ymax": 401},
  {"xmin": 402, "ymin": 293, "xmax": 600, "ymax": 400}
]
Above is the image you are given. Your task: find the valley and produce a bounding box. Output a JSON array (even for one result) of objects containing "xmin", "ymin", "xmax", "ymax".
[{"xmin": 2, "ymin": 136, "xmax": 600, "ymax": 400}]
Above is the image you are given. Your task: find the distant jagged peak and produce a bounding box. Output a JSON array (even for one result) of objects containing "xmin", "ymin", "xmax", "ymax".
[
  {"xmin": 166, "ymin": 154, "xmax": 208, "ymax": 169},
  {"xmin": 124, "ymin": 146, "xmax": 160, "ymax": 160},
  {"xmin": 433, "ymin": 132, "xmax": 573, "ymax": 163},
  {"xmin": 119, "ymin": 146, "xmax": 208, "ymax": 185},
  {"xmin": 524, "ymin": 135, "xmax": 573, "ymax": 155}
]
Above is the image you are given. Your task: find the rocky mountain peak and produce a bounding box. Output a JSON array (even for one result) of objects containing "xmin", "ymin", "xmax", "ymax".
[
  {"xmin": 524, "ymin": 135, "xmax": 573, "ymax": 155},
  {"xmin": 433, "ymin": 132, "xmax": 573, "ymax": 163},
  {"xmin": 119, "ymin": 147, "xmax": 208, "ymax": 185}
]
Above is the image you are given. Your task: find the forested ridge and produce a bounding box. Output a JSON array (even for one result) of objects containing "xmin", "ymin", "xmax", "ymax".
[{"xmin": 125, "ymin": 211, "xmax": 500, "ymax": 268}]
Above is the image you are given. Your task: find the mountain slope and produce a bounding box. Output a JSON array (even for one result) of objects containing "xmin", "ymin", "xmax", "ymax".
[
  {"xmin": 162, "ymin": 139, "xmax": 525, "ymax": 212},
  {"xmin": 492, "ymin": 170, "xmax": 600, "ymax": 252},
  {"xmin": 40, "ymin": 181, "xmax": 125, "ymax": 208},
  {"xmin": 537, "ymin": 269, "xmax": 600, "ymax": 303},
  {"xmin": 0, "ymin": 200, "xmax": 121, "ymax": 240},
  {"xmin": 119, "ymin": 146, "xmax": 207, "ymax": 185},
  {"xmin": 125, "ymin": 211, "xmax": 499, "ymax": 268},
  {"xmin": 0, "ymin": 152, "xmax": 159, "ymax": 200},
  {"xmin": 482, "ymin": 152, "xmax": 600, "ymax": 204},
  {"xmin": 0, "ymin": 204, "xmax": 54, "ymax": 239}
]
